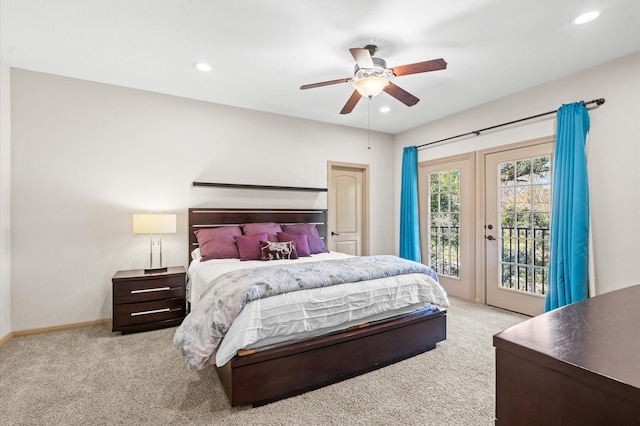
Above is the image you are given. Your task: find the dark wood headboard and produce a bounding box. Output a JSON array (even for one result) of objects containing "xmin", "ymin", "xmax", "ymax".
[{"xmin": 188, "ymin": 208, "xmax": 328, "ymax": 262}]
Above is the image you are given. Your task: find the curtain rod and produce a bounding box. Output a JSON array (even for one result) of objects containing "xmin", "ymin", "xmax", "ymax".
[{"xmin": 415, "ymin": 98, "xmax": 605, "ymax": 150}]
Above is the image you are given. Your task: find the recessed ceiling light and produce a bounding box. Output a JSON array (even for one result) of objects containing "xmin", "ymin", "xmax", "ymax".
[
  {"xmin": 379, "ymin": 106, "xmax": 391, "ymax": 113},
  {"xmin": 194, "ymin": 62, "xmax": 212, "ymax": 72},
  {"xmin": 572, "ymin": 10, "xmax": 601, "ymax": 25}
]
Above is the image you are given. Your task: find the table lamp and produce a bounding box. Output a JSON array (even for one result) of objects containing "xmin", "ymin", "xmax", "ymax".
[{"xmin": 133, "ymin": 213, "xmax": 177, "ymax": 273}]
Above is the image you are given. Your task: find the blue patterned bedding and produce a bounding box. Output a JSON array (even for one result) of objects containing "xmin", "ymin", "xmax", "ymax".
[{"xmin": 173, "ymin": 255, "xmax": 447, "ymax": 370}]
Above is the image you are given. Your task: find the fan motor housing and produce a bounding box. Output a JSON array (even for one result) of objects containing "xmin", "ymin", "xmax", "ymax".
[{"xmin": 354, "ymin": 57, "xmax": 393, "ymax": 79}]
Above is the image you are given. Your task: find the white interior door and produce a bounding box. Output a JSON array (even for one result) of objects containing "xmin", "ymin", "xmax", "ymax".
[
  {"xmin": 327, "ymin": 163, "xmax": 368, "ymax": 256},
  {"xmin": 484, "ymin": 140, "xmax": 553, "ymax": 316}
]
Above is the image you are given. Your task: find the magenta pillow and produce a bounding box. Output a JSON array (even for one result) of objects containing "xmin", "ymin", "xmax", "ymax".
[
  {"xmin": 277, "ymin": 231, "xmax": 311, "ymax": 257},
  {"xmin": 241, "ymin": 222, "xmax": 282, "ymax": 242},
  {"xmin": 260, "ymin": 240, "xmax": 298, "ymax": 261},
  {"xmin": 281, "ymin": 224, "xmax": 328, "ymax": 254},
  {"xmin": 194, "ymin": 226, "xmax": 242, "ymax": 261},
  {"xmin": 234, "ymin": 233, "xmax": 268, "ymax": 261}
]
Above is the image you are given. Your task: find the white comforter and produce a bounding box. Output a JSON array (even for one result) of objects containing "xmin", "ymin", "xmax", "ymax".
[{"xmin": 184, "ymin": 252, "xmax": 448, "ymax": 367}]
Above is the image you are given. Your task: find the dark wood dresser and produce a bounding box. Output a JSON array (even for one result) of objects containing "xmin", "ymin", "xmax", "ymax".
[
  {"xmin": 493, "ymin": 284, "xmax": 640, "ymax": 425},
  {"xmin": 112, "ymin": 266, "xmax": 186, "ymax": 334}
]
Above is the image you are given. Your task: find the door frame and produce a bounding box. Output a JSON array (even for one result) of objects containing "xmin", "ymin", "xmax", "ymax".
[
  {"xmin": 327, "ymin": 161, "xmax": 370, "ymax": 255},
  {"xmin": 476, "ymin": 136, "xmax": 555, "ymax": 308}
]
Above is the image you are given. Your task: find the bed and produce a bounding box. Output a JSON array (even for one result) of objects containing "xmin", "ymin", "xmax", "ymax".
[{"xmin": 174, "ymin": 208, "xmax": 449, "ymax": 407}]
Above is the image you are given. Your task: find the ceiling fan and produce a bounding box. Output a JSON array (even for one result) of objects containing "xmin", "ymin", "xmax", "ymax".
[{"xmin": 300, "ymin": 45, "xmax": 447, "ymax": 114}]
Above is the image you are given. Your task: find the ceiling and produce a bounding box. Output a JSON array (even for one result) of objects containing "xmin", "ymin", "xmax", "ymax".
[{"xmin": 1, "ymin": 0, "xmax": 639, "ymax": 134}]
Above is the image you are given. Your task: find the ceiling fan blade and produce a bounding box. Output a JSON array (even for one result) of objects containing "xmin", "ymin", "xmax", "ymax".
[
  {"xmin": 340, "ymin": 90, "xmax": 362, "ymax": 114},
  {"xmin": 383, "ymin": 82, "xmax": 420, "ymax": 107},
  {"xmin": 349, "ymin": 48, "xmax": 374, "ymax": 69},
  {"xmin": 300, "ymin": 78, "xmax": 351, "ymax": 90},
  {"xmin": 392, "ymin": 58, "xmax": 447, "ymax": 76}
]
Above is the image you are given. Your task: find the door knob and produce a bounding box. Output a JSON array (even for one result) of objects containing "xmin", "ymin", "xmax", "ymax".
[
  {"xmin": 486, "ymin": 235, "xmax": 495, "ymax": 241},
  {"xmin": 331, "ymin": 231, "xmax": 340, "ymax": 236}
]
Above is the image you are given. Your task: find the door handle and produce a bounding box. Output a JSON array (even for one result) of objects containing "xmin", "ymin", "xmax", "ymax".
[
  {"xmin": 486, "ymin": 235, "xmax": 495, "ymax": 241},
  {"xmin": 331, "ymin": 231, "xmax": 340, "ymax": 236}
]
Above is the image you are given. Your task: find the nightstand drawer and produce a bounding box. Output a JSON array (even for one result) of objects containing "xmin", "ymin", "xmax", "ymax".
[
  {"xmin": 113, "ymin": 298, "xmax": 185, "ymax": 328},
  {"xmin": 113, "ymin": 276, "xmax": 185, "ymax": 304}
]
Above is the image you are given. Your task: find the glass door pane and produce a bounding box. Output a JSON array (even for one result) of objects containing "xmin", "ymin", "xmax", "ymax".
[
  {"xmin": 428, "ymin": 170, "xmax": 461, "ymax": 278},
  {"xmin": 497, "ymin": 156, "xmax": 551, "ymax": 296}
]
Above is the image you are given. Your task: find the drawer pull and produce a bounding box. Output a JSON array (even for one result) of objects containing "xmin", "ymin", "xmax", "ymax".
[
  {"xmin": 131, "ymin": 308, "xmax": 171, "ymax": 317},
  {"xmin": 131, "ymin": 287, "xmax": 171, "ymax": 294}
]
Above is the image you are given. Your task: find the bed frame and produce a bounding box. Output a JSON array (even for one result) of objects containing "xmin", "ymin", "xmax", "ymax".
[{"xmin": 188, "ymin": 208, "xmax": 447, "ymax": 407}]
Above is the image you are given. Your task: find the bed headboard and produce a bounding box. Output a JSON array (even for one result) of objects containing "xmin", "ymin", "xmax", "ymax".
[{"xmin": 188, "ymin": 208, "xmax": 328, "ymax": 262}]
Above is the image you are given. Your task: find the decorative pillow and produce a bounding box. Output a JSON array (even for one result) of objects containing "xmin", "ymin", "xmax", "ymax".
[
  {"xmin": 281, "ymin": 224, "xmax": 328, "ymax": 254},
  {"xmin": 194, "ymin": 226, "xmax": 242, "ymax": 261},
  {"xmin": 241, "ymin": 222, "xmax": 282, "ymax": 242},
  {"xmin": 260, "ymin": 240, "xmax": 298, "ymax": 261},
  {"xmin": 234, "ymin": 233, "xmax": 268, "ymax": 261},
  {"xmin": 277, "ymin": 231, "xmax": 311, "ymax": 257}
]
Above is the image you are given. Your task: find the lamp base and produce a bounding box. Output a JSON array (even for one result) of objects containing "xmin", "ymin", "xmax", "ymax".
[{"xmin": 144, "ymin": 267, "xmax": 168, "ymax": 274}]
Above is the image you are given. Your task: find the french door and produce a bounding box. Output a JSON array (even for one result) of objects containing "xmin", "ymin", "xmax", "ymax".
[
  {"xmin": 484, "ymin": 139, "xmax": 553, "ymax": 316},
  {"xmin": 418, "ymin": 154, "xmax": 475, "ymax": 300}
]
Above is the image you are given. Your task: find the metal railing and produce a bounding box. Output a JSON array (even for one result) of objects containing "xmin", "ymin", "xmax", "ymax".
[
  {"xmin": 427, "ymin": 226, "xmax": 550, "ymax": 294},
  {"xmin": 500, "ymin": 227, "xmax": 549, "ymax": 295},
  {"xmin": 429, "ymin": 226, "xmax": 460, "ymax": 277}
]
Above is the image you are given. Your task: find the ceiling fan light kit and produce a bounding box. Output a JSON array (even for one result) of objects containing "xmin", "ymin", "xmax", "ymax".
[
  {"xmin": 352, "ymin": 76, "xmax": 390, "ymax": 98},
  {"xmin": 300, "ymin": 44, "xmax": 447, "ymax": 114}
]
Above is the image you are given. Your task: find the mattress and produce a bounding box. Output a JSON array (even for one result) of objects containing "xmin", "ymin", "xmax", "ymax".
[{"xmin": 186, "ymin": 253, "xmax": 449, "ymax": 367}]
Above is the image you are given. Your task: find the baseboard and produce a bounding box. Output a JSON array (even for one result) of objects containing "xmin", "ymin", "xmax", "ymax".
[
  {"xmin": 1, "ymin": 318, "xmax": 111, "ymax": 346},
  {"xmin": 0, "ymin": 331, "xmax": 12, "ymax": 347}
]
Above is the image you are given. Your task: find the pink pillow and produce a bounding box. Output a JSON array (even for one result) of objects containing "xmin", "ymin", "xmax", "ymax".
[
  {"xmin": 242, "ymin": 222, "xmax": 282, "ymax": 242},
  {"xmin": 194, "ymin": 227, "xmax": 242, "ymax": 261},
  {"xmin": 277, "ymin": 231, "xmax": 311, "ymax": 257},
  {"xmin": 281, "ymin": 224, "xmax": 328, "ymax": 254},
  {"xmin": 234, "ymin": 233, "xmax": 268, "ymax": 261},
  {"xmin": 260, "ymin": 240, "xmax": 298, "ymax": 261}
]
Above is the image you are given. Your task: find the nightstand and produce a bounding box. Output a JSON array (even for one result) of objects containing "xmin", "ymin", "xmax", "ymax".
[{"xmin": 112, "ymin": 266, "xmax": 186, "ymax": 334}]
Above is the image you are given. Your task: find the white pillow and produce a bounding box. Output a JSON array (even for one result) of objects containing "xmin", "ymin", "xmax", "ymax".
[{"xmin": 191, "ymin": 247, "xmax": 201, "ymax": 260}]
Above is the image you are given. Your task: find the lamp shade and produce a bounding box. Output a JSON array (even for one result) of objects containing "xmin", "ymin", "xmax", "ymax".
[
  {"xmin": 133, "ymin": 213, "xmax": 177, "ymax": 234},
  {"xmin": 352, "ymin": 76, "xmax": 390, "ymax": 98}
]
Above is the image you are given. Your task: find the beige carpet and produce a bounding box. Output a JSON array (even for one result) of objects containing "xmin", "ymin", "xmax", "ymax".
[{"xmin": 0, "ymin": 297, "xmax": 526, "ymax": 425}]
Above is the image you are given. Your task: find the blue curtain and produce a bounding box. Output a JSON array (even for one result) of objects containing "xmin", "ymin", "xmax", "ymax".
[
  {"xmin": 399, "ymin": 146, "xmax": 421, "ymax": 262},
  {"xmin": 545, "ymin": 102, "xmax": 590, "ymax": 311}
]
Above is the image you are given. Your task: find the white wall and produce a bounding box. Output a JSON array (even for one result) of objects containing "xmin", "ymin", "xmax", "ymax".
[
  {"xmin": 395, "ymin": 52, "xmax": 640, "ymax": 297},
  {"xmin": 10, "ymin": 69, "xmax": 395, "ymax": 331},
  {"xmin": 0, "ymin": 60, "xmax": 11, "ymax": 339}
]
